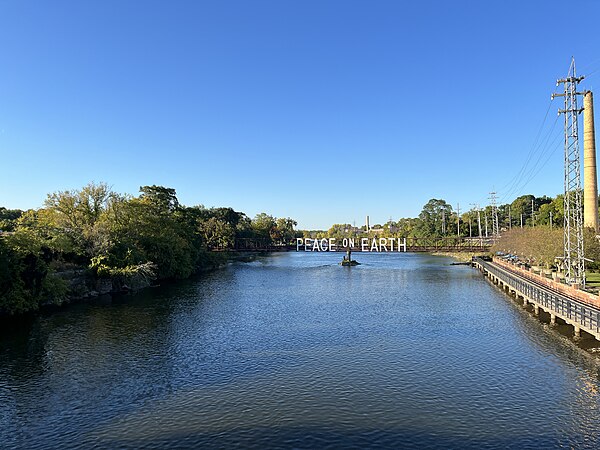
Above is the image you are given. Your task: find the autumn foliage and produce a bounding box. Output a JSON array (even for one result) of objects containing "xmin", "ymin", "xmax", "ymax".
[{"xmin": 492, "ymin": 227, "xmax": 600, "ymax": 270}]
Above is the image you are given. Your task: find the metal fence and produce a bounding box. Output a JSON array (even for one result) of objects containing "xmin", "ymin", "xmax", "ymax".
[{"xmin": 475, "ymin": 258, "xmax": 600, "ymax": 339}]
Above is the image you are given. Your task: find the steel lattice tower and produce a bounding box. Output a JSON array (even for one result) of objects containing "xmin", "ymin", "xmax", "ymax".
[{"xmin": 552, "ymin": 58, "xmax": 585, "ymax": 286}]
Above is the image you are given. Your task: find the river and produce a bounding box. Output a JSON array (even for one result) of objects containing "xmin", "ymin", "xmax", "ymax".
[{"xmin": 1, "ymin": 252, "xmax": 600, "ymax": 449}]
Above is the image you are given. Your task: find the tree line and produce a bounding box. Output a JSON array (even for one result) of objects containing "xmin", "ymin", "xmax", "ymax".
[
  {"xmin": 3, "ymin": 187, "xmax": 594, "ymax": 315},
  {"xmin": 305, "ymin": 194, "xmax": 600, "ymax": 267},
  {"xmin": 0, "ymin": 183, "xmax": 297, "ymax": 315},
  {"xmin": 305, "ymin": 195, "xmax": 568, "ymax": 242}
]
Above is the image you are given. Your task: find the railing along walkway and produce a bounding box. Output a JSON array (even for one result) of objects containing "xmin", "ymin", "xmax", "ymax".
[{"xmin": 475, "ymin": 257, "xmax": 600, "ymax": 340}]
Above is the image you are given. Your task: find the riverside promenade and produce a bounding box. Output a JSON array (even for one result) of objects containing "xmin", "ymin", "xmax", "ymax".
[{"xmin": 475, "ymin": 257, "xmax": 600, "ymax": 340}]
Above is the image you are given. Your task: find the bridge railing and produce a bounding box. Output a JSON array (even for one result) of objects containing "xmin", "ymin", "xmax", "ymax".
[
  {"xmin": 224, "ymin": 236, "xmax": 492, "ymax": 252},
  {"xmin": 475, "ymin": 257, "xmax": 600, "ymax": 339}
]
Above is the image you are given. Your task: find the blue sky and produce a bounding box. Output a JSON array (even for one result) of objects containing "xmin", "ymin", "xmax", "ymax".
[{"xmin": 1, "ymin": 0, "xmax": 599, "ymax": 229}]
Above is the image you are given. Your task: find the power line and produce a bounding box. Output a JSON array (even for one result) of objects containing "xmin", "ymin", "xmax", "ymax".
[
  {"xmin": 497, "ymin": 100, "xmax": 554, "ymax": 196},
  {"xmin": 499, "ymin": 113, "xmax": 562, "ymax": 203},
  {"xmin": 500, "ymin": 128, "xmax": 563, "ymax": 202}
]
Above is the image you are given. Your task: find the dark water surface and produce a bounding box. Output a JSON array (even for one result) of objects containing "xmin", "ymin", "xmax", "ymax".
[{"xmin": 2, "ymin": 253, "xmax": 600, "ymax": 449}]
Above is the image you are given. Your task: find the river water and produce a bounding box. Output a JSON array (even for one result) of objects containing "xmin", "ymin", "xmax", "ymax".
[{"xmin": 1, "ymin": 252, "xmax": 600, "ymax": 449}]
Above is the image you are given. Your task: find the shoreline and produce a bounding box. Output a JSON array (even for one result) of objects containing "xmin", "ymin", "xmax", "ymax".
[
  {"xmin": 430, "ymin": 251, "xmax": 489, "ymax": 262},
  {"xmin": 0, "ymin": 251, "xmax": 267, "ymax": 322}
]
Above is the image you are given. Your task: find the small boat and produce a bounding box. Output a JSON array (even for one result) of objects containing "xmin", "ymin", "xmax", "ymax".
[{"xmin": 340, "ymin": 250, "xmax": 360, "ymax": 266}]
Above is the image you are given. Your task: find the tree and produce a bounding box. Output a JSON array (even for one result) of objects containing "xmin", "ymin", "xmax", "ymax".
[
  {"xmin": 2, "ymin": 182, "xmax": 299, "ymax": 315},
  {"xmin": 327, "ymin": 224, "xmax": 358, "ymax": 240},
  {"xmin": 201, "ymin": 217, "xmax": 235, "ymax": 249},
  {"xmin": 416, "ymin": 199, "xmax": 453, "ymax": 238},
  {"xmin": 0, "ymin": 207, "xmax": 23, "ymax": 232},
  {"xmin": 252, "ymin": 213, "xmax": 277, "ymax": 242},
  {"xmin": 510, "ymin": 195, "xmax": 536, "ymax": 227},
  {"xmin": 42, "ymin": 182, "xmax": 114, "ymax": 258},
  {"xmin": 275, "ymin": 218, "xmax": 297, "ymax": 244},
  {"xmin": 396, "ymin": 218, "xmax": 420, "ymax": 238},
  {"xmin": 0, "ymin": 230, "xmax": 67, "ymax": 315},
  {"xmin": 209, "ymin": 207, "xmax": 244, "ymax": 228},
  {"xmin": 103, "ymin": 194, "xmax": 197, "ymax": 279},
  {"xmin": 584, "ymin": 228, "xmax": 600, "ymax": 271},
  {"xmin": 492, "ymin": 228, "xmax": 563, "ymax": 268},
  {"xmin": 139, "ymin": 185, "xmax": 179, "ymax": 214}
]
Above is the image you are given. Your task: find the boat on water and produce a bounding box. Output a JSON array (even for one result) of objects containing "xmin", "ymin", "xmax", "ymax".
[{"xmin": 340, "ymin": 250, "xmax": 360, "ymax": 266}]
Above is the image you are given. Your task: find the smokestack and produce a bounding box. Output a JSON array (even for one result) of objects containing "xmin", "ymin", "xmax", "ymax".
[
  {"xmin": 366, "ymin": 215, "xmax": 370, "ymax": 232},
  {"xmin": 584, "ymin": 91, "xmax": 598, "ymax": 232}
]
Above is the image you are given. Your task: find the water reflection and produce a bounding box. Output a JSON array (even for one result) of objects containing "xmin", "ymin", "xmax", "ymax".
[{"xmin": 1, "ymin": 253, "xmax": 599, "ymax": 449}]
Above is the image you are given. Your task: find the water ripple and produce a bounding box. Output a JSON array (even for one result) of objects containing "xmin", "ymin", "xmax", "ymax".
[{"xmin": 1, "ymin": 253, "xmax": 599, "ymax": 449}]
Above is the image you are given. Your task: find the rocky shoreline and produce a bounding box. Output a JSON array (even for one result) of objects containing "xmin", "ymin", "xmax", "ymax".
[{"xmin": 36, "ymin": 251, "xmax": 264, "ymax": 311}]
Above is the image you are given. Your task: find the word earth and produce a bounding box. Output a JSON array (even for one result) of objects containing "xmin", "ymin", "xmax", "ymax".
[{"xmin": 296, "ymin": 238, "xmax": 407, "ymax": 252}]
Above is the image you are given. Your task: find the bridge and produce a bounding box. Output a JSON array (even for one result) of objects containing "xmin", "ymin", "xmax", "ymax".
[
  {"xmin": 474, "ymin": 257, "xmax": 600, "ymax": 340},
  {"xmin": 224, "ymin": 237, "xmax": 493, "ymax": 253}
]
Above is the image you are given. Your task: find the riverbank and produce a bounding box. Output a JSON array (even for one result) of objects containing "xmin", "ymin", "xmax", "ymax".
[
  {"xmin": 0, "ymin": 251, "xmax": 266, "ymax": 321},
  {"xmin": 431, "ymin": 251, "xmax": 491, "ymax": 262}
]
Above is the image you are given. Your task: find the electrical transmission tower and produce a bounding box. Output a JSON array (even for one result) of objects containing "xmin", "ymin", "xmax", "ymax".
[
  {"xmin": 489, "ymin": 191, "xmax": 499, "ymax": 237},
  {"xmin": 552, "ymin": 58, "xmax": 586, "ymax": 286}
]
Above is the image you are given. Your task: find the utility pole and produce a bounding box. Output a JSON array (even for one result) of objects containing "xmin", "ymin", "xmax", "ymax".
[
  {"xmin": 531, "ymin": 199, "xmax": 535, "ymax": 228},
  {"xmin": 490, "ymin": 191, "xmax": 499, "ymax": 237},
  {"xmin": 469, "ymin": 215, "xmax": 472, "ymax": 238},
  {"xmin": 471, "ymin": 203, "xmax": 483, "ymax": 240},
  {"xmin": 441, "ymin": 210, "xmax": 446, "ymax": 235},
  {"xmin": 552, "ymin": 58, "xmax": 586, "ymax": 287},
  {"xmin": 508, "ymin": 205, "xmax": 512, "ymax": 230},
  {"xmin": 456, "ymin": 203, "xmax": 461, "ymax": 237},
  {"xmin": 521, "ymin": 214, "xmax": 523, "ymax": 229},
  {"xmin": 484, "ymin": 211, "xmax": 489, "ymax": 238}
]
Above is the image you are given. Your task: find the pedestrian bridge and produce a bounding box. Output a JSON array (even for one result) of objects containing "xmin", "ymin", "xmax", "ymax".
[{"xmin": 228, "ymin": 237, "xmax": 493, "ymax": 253}]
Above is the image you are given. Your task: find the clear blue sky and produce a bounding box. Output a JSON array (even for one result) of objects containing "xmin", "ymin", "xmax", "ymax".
[{"xmin": 1, "ymin": 0, "xmax": 599, "ymax": 229}]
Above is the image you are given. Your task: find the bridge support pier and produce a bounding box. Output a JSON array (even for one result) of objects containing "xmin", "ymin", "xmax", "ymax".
[{"xmin": 477, "ymin": 257, "xmax": 600, "ymax": 343}]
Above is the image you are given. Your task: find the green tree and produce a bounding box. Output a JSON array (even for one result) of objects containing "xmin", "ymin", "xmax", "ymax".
[
  {"xmin": 416, "ymin": 199, "xmax": 453, "ymax": 238},
  {"xmin": 42, "ymin": 182, "xmax": 114, "ymax": 258},
  {"xmin": 1, "ymin": 181, "xmax": 300, "ymax": 314},
  {"xmin": 275, "ymin": 218, "xmax": 297, "ymax": 244},
  {"xmin": 201, "ymin": 217, "xmax": 235, "ymax": 249},
  {"xmin": 252, "ymin": 213, "xmax": 277, "ymax": 242},
  {"xmin": 0, "ymin": 207, "xmax": 23, "ymax": 232},
  {"xmin": 103, "ymin": 188, "xmax": 197, "ymax": 279},
  {"xmin": 511, "ymin": 195, "xmax": 533, "ymax": 224},
  {"xmin": 0, "ymin": 231, "xmax": 67, "ymax": 315},
  {"xmin": 139, "ymin": 185, "xmax": 180, "ymax": 214}
]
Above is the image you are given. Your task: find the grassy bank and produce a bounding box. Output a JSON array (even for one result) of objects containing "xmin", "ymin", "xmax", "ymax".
[{"xmin": 431, "ymin": 251, "xmax": 491, "ymax": 262}]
